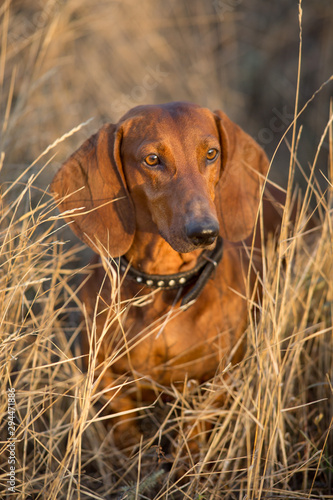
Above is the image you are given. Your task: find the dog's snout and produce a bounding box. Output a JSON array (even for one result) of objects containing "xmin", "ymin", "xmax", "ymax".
[{"xmin": 185, "ymin": 219, "xmax": 219, "ymax": 247}]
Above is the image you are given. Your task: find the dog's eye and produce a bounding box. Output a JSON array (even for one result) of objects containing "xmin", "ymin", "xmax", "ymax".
[
  {"xmin": 206, "ymin": 148, "xmax": 219, "ymax": 162},
  {"xmin": 144, "ymin": 154, "xmax": 160, "ymax": 167}
]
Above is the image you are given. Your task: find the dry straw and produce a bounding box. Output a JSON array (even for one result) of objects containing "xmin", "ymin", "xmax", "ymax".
[{"xmin": 0, "ymin": 1, "xmax": 332, "ymax": 498}]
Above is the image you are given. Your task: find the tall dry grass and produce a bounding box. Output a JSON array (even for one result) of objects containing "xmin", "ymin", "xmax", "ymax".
[{"xmin": 1, "ymin": 1, "xmax": 332, "ymax": 498}]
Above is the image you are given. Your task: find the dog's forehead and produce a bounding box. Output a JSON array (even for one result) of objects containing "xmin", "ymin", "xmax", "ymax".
[{"xmin": 120, "ymin": 102, "xmax": 218, "ymax": 140}]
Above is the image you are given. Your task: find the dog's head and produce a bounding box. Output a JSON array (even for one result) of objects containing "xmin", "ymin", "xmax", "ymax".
[{"xmin": 51, "ymin": 102, "xmax": 269, "ymax": 256}]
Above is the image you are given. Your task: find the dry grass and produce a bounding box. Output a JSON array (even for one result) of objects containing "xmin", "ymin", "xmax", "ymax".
[{"xmin": 1, "ymin": 1, "xmax": 333, "ymax": 498}]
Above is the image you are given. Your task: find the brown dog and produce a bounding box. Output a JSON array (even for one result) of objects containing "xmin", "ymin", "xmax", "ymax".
[{"xmin": 51, "ymin": 102, "xmax": 283, "ymax": 447}]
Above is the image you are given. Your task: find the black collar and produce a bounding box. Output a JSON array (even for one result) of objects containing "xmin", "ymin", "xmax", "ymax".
[{"xmin": 116, "ymin": 236, "xmax": 223, "ymax": 306}]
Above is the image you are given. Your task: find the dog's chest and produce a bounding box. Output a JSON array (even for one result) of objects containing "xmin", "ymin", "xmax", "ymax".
[{"xmin": 84, "ymin": 247, "xmax": 249, "ymax": 385}]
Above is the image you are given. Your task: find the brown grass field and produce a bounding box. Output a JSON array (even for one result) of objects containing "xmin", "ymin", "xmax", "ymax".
[{"xmin": 0, "ymin": 1, "xmax": 332, "ymax": 498}]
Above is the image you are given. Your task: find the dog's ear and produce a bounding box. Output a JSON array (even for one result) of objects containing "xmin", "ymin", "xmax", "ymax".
[
  {"xmin": 50, "ymin": 123, "xmax": 135, "ymax": 257},
  {"xmin": 214, "ymin": 110, "xmax": 269, "ymax": 241}
]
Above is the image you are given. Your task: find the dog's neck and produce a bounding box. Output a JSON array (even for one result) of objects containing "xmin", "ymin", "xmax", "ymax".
[{"xmin": 125, "ymin": 232, "xmax": 203, "ymax": 275}]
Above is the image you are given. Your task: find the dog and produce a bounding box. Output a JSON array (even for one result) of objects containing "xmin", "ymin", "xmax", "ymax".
[{"xmin": 51, "ymin": 101, "xmax": 284, "ymax": 448}]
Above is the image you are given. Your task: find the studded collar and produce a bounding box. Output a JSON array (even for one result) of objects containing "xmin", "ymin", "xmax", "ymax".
[{"xmin": 116, "ymin": 236, "xmax": 224, "ymax": 306}]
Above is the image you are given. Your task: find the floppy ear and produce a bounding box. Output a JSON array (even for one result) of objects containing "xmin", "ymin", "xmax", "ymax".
[
  {"xmin": 50, "ymin": 123, "xmax": 135, "ymax": 257},
  {"xmin": 214, "ymin": 110, "xmax": 269, "ymax": 241}
]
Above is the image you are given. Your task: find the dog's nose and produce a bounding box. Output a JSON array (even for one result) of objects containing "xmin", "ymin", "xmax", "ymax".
[{"xmin": 185, "ymin": 219, "xmax": 219, "ymax": 247}]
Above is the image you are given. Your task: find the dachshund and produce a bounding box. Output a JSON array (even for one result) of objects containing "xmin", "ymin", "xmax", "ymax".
[{"xmin": 51, "ymin": 102, "xmax": 284, "ymax": 448}]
